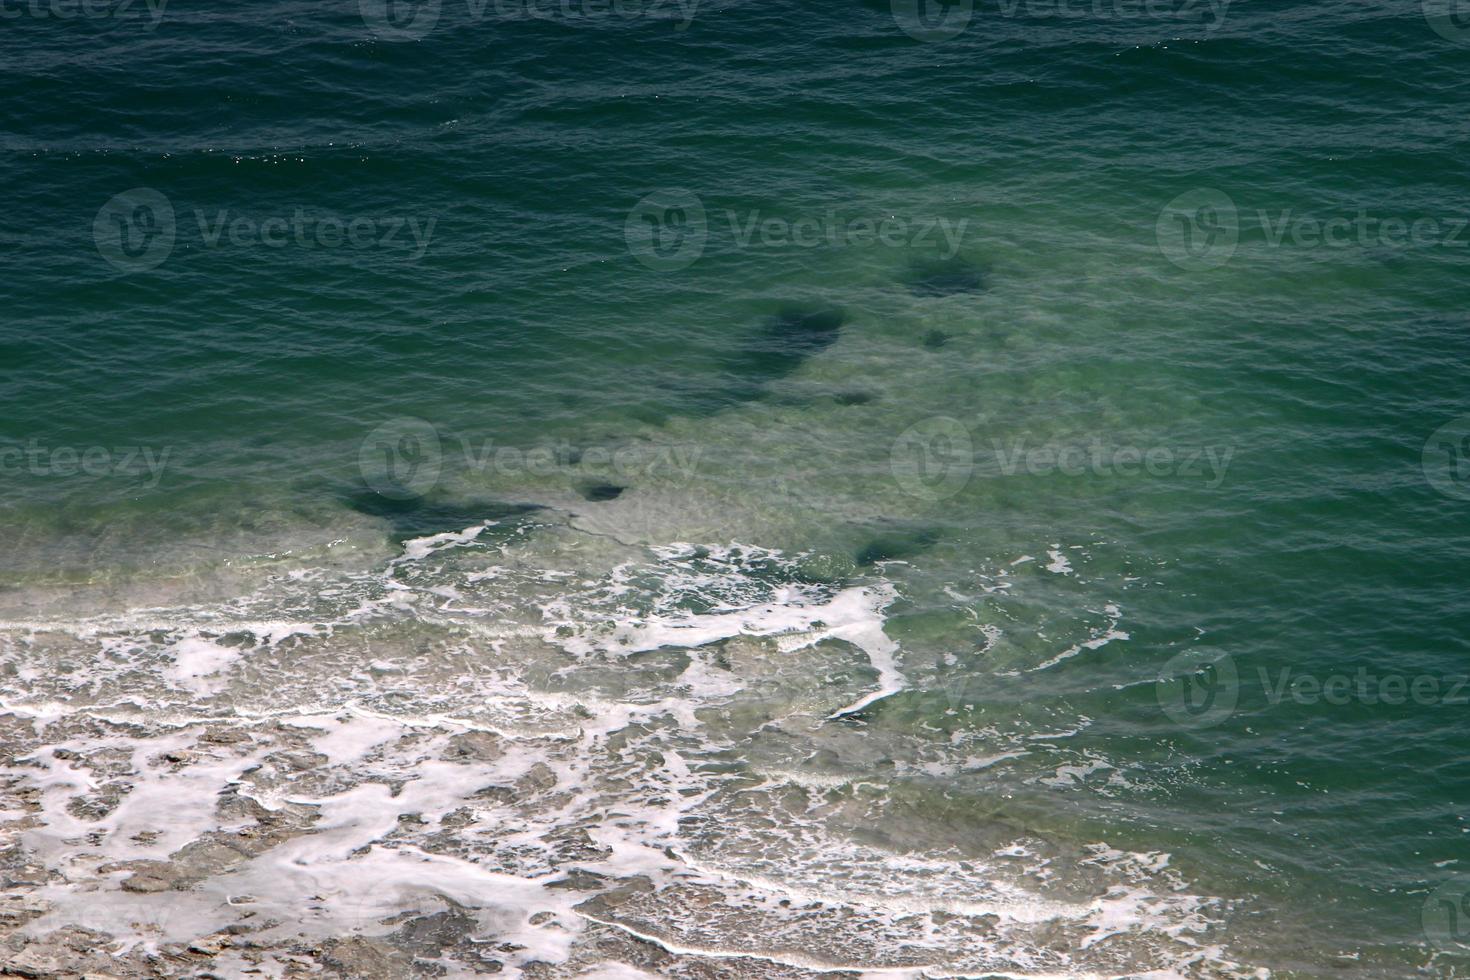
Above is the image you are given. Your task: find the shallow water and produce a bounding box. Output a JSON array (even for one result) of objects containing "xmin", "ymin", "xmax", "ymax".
[{"xmin": 3, "ymin": 0, "xmax": 1470, "ymax": 976}]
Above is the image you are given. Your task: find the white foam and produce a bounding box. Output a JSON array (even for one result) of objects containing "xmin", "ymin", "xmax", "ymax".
[
  {"xmin": 162, "ymin": 636, "xmax": 241, "ymax": 695},
  {"xmin": 0, "ymin": 531, "xmax": 1246, "ymax": 978},
  {"xmin": 399, "ymin": 522, "xmax": 489, "ymax": 562},
  {"xmin": 1029, "ymin": 603, "xmax": 1130, "ymax": 673}
]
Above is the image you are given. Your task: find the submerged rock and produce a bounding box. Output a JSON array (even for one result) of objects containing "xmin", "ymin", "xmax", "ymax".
[
  {"xmin": 342, "ymin": 488, "xmax": 543, "ymax": 541},
  {"xmin": 855, "ymin": 526, "xmax": 942, "ymax": 566},
  {"xmin": 442, "ymin": 730, "xmax": 503, "ymax": 763},
  {"xmin": 658, "ymin": 304, "xmax": 849, "ymax": 417},
  {"xmin": 320, "ymin": 936, "xmax": 419, "ymax": 978},
  {"xmin": 577, "ymin": 481, "xmax": 625, "ymax": 502},
  {"xmin": 905, "ymin": 255, "xmax": 988, "ymax": 297},
  {"xmin": 733, "ymin": 305, "xmax": 848, "ymax": 397}
]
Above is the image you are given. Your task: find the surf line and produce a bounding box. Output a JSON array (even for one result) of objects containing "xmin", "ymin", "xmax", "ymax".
[
  {"xmin": 575, "ymin": 910, "xmax": 944, "ymax": 976},
  {"xmin": 581, "ymin": 906, "xmax": 1138, "ymax": 980},
  {"xmin": 766, "ymin": 583, "xmax": 905, "ymax": 721}
]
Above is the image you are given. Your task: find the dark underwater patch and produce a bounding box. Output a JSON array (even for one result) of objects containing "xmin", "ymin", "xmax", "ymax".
[
  {"xmin": 904, "ymin": 256, "xmax": 988, "ymax": 297},
  {"xmin": 578, "ymin": 482, "xmax": 625, "ymax": 502},
  {"xmin": 744, "ymin": 305, "xmax": 847, "ymax": 380},
  {"xmin": 833, "ymin": 390, "xmax": 876, "ymax": 406},
  {"xmin": 922, "ymin": 329, "xmax": 949, "ymax": 350},
  {"xmin": 343, "ymin": 488, "xmax": 544, "ymax": 542},
  {"xmin": 648, "ymin": 304, "xmax": 849, "ymax": 420},
  {"xmin": 855, "ymin": 525, "xmax": 942, "ymax": 567}
]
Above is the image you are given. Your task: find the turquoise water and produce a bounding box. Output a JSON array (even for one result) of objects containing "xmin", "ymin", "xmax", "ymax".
[{"xmin": 3, "ymin": 1, "xmax": 1470, "ymax": 976}]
